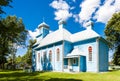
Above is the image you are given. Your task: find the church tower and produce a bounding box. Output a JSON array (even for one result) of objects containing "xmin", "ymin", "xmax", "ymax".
[
  {"xmin": 58, "ymin": 20, "xmax": 66, "ymax": 30},
  {"xmin": 36, "ymin": 22, "xmax": 49, "ymax": 40}
]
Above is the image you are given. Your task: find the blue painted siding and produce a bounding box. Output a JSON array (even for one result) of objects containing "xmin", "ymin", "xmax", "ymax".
[
  {"xmin": 99, "ymin": 40, "xmax": 109, "ymax": 72},
  {"xmin": 72, "ymin": 66, "xmax": 79, "ymax": 72},
  {"xmin": 73, "ymin": 38, "xmax": 98, "ymax": 72},
  {"xmin": 42, "ymin": 28, "xmax": 49, "ymax": 38},
  {"xmin": 36, "ymin": 27, "xmax": 49, "ymax": 41},
  {"xmin": 64, "ymin": 41, "xmax": 73, "ymax": 56},
  {"xmin": 64, "ymin": 58, "xmax": 68, "ymax": 65},
  {"xmin": 35, "ymin": 42, "xmax": 63, "ymax": 71},
  {"xmin": 32, "ymin": 36, "xmax": 109, "ymax": 72}
]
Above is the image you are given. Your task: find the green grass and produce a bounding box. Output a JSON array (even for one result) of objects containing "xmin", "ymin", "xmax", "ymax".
[{"xmin": 0, "ymin": 70, "xmax": 120, "ymax": 81}]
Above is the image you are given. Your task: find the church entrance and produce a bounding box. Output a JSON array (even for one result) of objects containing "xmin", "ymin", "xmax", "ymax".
[
  {"xmin": 80, "ymin": 56, "xmax": 86, "ymax": 72},
  {"xmin": 64, "ymin": 55, "xmax": 86, "ymax": 72}
]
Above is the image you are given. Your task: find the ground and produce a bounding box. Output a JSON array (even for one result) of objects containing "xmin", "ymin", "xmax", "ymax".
[{"xmin": 0, "ymin": 70, "xmax": 120, "ymax": 81}]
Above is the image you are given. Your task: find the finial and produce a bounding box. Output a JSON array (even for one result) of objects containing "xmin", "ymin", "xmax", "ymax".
[{"xmin": 42, "ymin": 17, "xmax": 45, "ymax": 22}]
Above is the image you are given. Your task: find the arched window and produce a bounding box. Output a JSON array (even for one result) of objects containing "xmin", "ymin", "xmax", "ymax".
[
  {"xmin": 38, "ymin": 53, "xmax": 40, "ymax": 63},
  {"xmin": 88, "ymin": 46, "xmax": 92, "ymax": 61},
  {"xmin": 56, "ymin": 48, "xmax": 60, "ymax": 61},
  {"xmin": 49, "ymin": 50, "xmax": 52, "ymax": 62}
]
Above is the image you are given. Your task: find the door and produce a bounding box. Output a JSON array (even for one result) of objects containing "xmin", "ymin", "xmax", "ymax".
[
  {"xmin": 80, "ymin": 56, "xmax": 86, "ymax": 72},
  {"xmin": 68, "ymin": 59, "xmax": 72, "ymax": 71}
]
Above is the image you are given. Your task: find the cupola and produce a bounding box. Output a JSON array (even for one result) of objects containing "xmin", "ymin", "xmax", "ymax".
[
  {"xmin": 58, "ymin": 20, "xmax": 66, "ymax": 30},
  {"xmin": 85, "ymin": 21, "xmax": 93, "ymax": 30}
]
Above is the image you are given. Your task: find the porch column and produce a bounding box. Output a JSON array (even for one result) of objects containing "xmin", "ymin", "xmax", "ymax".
[
  {"xmin": 96, "ymin": 37, "xmax": 100, "ymax": 72},
  {"xmin": 68, "ymin": 59, "xmax": 70, "ymax": 69},
  {"xmin": 78, "ymin": 56, "xmax": 80, "ymax": 72}
]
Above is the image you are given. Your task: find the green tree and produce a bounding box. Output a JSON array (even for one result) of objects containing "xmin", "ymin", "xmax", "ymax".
[
  {"xmin": 0, "ymin": 0, "xmax": 12, "ymax": 14},
  {"xmin": 112, "ymin": 45, "xmax": 120, "ymax": 65},
  {"xmin": 104, "ymin": 12, "xmax": 120, "ymax": 65},
  {"xmin": 22, "ymin": 39, "xmax": 36, "ymax": 66},
  {"xmin": 15, "ymin": 55, "xmax": 22, "ymax": 63},
  {"xmin": 0, "ymin": 16, "xmax": 27, "ymax": 69}
]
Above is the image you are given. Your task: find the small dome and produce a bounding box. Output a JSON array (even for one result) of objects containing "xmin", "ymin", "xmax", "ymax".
[{"xmin": 38, "ymin": 22, "xmax": 49, "ymax": 29}]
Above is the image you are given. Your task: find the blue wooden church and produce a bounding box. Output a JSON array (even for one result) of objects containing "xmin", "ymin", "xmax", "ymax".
[{"xmin": 32, "ymin": 20, "xmax": 109, "ymax": 72}]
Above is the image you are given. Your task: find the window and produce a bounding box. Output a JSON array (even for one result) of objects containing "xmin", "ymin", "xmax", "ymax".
[
  {"xmin": 38, "ymin": 53, "xmax": 40, "ymax": 63},
  {"xmin": 88, "ymin": 46, "xmax": 92, "ymax": 61},
  {"xmin": 56, "ymin": 48, "xmax": 60, "ymax": 61},
  {"xmin": 43, "ymin": 51, "xmax": 47, "ymax": 62},
  {"xmin": 49, "ymin": 50, "xmax": 52, "ymax": 62},
  {"xmin": 73, "ymin": 58, "xmax": 77, "ymax": 64}
]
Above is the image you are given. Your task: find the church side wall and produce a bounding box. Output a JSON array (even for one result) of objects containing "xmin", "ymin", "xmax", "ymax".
[
  {"xmin": 73, "ymin": 38, "xmax": 98, "ymax": 72},
  {"xmin": 35, "ymin": 42, "xmax": 63, "ymax": 72},
  {"xmin": 99, "ymin": 40, "xmax": 109, "ymax": 72}
]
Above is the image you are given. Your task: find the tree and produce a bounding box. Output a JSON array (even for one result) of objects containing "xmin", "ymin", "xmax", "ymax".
[
  {"xmin": 0, "ymin": 0, "xmax": 12, "ymax": 14},
  {"xmin": 22, "ymin": 39, "xmax": 36, "ymax": 66},
  {"xmin": 112, "ymin": 45, "xmax": 120, "ymax": 65},
  {"xmin": 104, "ymin": 12, "xmax": 120, "ymax": 65},
  {"xmin": 0, "ymin": 15, "xmax": 27, "ymax": 69},
  {"xmin": 15, "ymin": 55, "xmax": 22, "ymax": 64}
]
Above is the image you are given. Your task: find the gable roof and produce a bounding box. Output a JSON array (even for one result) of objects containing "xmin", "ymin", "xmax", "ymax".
[
  {"xmin": 35, "ymin": 27, "xmax": 100, "ymax": 49},
  {"xmin": 67, "ymin": 48, "xmax": 85, "ymax": 56},
  {"xmin": 36, "ymin": 28, "xmax": 71, "ymax": 48},
  {"xmin": 71, "ymin": 29, "xmax": 100, "ymax": 42}
]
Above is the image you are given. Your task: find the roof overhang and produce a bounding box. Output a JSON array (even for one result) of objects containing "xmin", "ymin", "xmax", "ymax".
[
  {"xmin": 64, "ymin": 55, "xmax": 79, "ymax": 58},
  {"xmin": 64, "ymin": 48, "xmax": 85, "ymax": 58}
]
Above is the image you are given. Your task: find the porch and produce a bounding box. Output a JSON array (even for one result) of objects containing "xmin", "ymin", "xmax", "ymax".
[{"xmin": 63, "ymin": 48, "xmax": 86, "ymax": 72}]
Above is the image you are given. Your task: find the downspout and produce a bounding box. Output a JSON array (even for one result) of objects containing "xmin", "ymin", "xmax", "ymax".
[{"xmin": 96, "ymin": 37, "xmax": 100, "ymax": 72}]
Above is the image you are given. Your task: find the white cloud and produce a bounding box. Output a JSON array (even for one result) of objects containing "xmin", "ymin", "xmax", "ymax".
[
  {"xmin": 78, "ymin": 0, "xmax": 100, "ymax": 24},
  {"xmin": 73, "ymin": 0, "xmax": 76, "ymax": 2},
  {"xmin": 114, "ymin": 0, "xmax": 120, "ymax": 11},
  {"xmin": 73, "ymin": 0, "xmax": 120, "ymax": 26},
  {"xmin": 70, "ymin": 6, "xmax": 75, "ymax": 10},
  {"xmin": 28, "ymin": 29, "xmax": 39, "ymax": 39},
  {"xmin": 73, "ymin": 14, "xmax": 79, "ymax": 22},
  {"xmin": 54, "ymin": 10, "xmax": 72, "ymax": 20},
  {"xmin": 50, "ymin": 0, "xmax": 120, "ymax": 27},
  {"xmin": 94, "ymin": 0, "xmax": 120, "ymax": 23},
  {"xmin": 50, "ymin": 0, "xmax": 72, "ymax": 21},
  {"xmin": 50, "ymin": 0, "xmax": 70, "ymax": 10}
]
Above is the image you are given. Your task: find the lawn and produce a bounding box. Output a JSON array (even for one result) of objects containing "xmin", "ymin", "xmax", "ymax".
[{"xmin": 0, "ymin": 70, "xmax": 120, "ymax": 81}]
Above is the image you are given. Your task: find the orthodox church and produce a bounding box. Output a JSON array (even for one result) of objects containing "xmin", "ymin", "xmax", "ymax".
[{"xmin": 32, "ymin": 20, "xmax": 109, "ymax": 72}]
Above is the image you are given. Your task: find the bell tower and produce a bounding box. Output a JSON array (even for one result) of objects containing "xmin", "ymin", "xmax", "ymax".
[{"xmin": 36, "ymin": 22, "xmax": 49, "ymax": 39}]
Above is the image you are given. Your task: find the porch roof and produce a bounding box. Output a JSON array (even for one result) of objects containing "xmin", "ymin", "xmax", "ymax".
[{"xmin": 64, "ymin": 48, "xmax": 85, "ymax": 58}]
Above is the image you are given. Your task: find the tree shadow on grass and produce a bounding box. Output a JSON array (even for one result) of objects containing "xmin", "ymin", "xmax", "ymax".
[
  {"xmin": 109, "ymin": 70, "xmax": 120, "ymax": 72},
  {"xmin": 21, "ymin": 78, "xmax": 82, "ymax": 81},
  {"xmin": 0, "ymin": 71, "xmax": 39, "ymax": 78},
  {"xmin": 0, "ymin": 71, "xmax": 83, "ymax": 81},
  {"xmin": 45, "ymin": 78, "xmax": 82, "ymax": 81}
]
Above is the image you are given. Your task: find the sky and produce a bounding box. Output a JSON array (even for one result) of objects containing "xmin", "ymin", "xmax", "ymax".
[{"xmin": 2, "ymin": 0, "xmax": 120, "ymax": 60}]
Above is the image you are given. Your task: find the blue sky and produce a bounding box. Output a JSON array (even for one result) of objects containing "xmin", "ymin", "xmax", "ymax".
[{"xmin": 2, "ymin": 0, "xmax": 120, "ymax": 60}]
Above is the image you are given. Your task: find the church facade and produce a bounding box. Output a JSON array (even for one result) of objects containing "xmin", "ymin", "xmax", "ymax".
[{"xmin": 32, "ymin": 20, "xmax": 109, "ymax": 72}]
